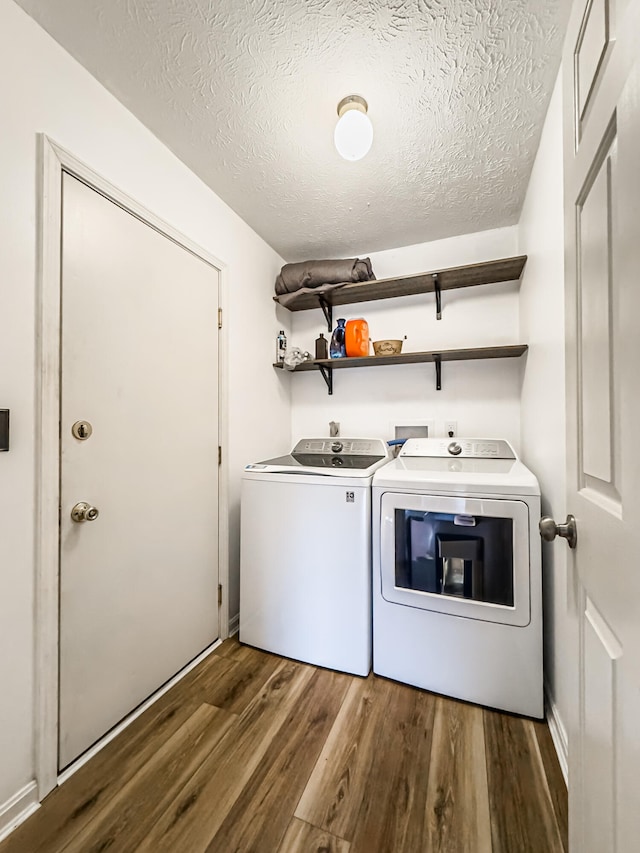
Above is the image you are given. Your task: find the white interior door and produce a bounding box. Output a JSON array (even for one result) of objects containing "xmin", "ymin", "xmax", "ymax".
[
  {"xmin": 59, "ymin": 173, "xmax": 220, "ymax": 769},
  {"xmin": 563, "ymin": 0, "xmax": 640, "ymax": 848}
]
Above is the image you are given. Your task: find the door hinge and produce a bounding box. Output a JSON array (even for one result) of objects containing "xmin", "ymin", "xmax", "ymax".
[
  {"xmin": 218, "ymin": 307, "xmax": 223, "ymax": 329},
  {"xmin": 218, "ymin": 584, "xmax": 223, "ymax": 606},
  {"xmin": 218, "ymin": 445, "xmax": 222, "ymax": 466}
]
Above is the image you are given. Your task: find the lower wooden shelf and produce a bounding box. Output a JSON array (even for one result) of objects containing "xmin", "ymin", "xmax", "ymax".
[{"xmin": 274, "ymin": 344, "xmax": 528, "ymax": 395}]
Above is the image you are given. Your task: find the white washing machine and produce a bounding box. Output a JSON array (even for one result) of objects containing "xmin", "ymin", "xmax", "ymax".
[
  {"xmin": 372, "ymin": 438, "xmax": 543, "ymax": 718},
  {"xmin": 240, "ymin": 438, "xmax": 390, "ymax": 676}
]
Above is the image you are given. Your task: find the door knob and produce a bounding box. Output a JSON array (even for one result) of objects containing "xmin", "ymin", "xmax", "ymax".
[
  {"xmin": 539, "ymin": 514, "xmax": 577, "ymax": 549},
  {"xmin": 71, "ymin": 502, "xmax": 100, "ymax": 523}
]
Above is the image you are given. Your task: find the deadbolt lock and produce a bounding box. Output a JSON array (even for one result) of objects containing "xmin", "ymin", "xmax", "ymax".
[{"xmin": 72, "ymin": 421, "xmax": 93, "ymax": 440}]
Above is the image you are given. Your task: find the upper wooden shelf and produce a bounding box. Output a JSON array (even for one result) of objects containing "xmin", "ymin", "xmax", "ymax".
[{"xmin": 273, "ymin": 255, "xmax": 527, "ymax": 312}]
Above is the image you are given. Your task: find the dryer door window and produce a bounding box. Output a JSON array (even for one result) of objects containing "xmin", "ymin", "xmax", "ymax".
[
  {"xmin": 394, "ymin": 510, "xmax": 514, "ymax": 607},
  {"xmin": 380, "ymin": 493, "xmax": 531, "ymax": 627}
]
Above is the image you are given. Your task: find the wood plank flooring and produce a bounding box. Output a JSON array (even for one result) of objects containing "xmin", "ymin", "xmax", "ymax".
[{"xmin": 1, "ymin": 639, "xmax": 568, "ymax": 853}]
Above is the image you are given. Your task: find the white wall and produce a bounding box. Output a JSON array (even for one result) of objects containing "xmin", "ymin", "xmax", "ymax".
[
  {"xmin": 0, "ymin": 0, "xmax": 289, "ymax": 815},
  {"xmin": 290, "ymin": 227, "xmax": 524, "ymax": 446},
  {"xmin": 518, "ymin": 70, "xmax": 576, "ymax": 765}
]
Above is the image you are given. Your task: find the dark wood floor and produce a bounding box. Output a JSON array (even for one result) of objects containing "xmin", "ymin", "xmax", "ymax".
[{"xmin": 1, "ymin": 639, "xmax": 568, "ymax": 852}]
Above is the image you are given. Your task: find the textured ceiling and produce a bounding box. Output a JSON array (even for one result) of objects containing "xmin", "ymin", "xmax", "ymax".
[{"xmin": 16, "ymin": 0, "xmax": 570, "ymax": 261}]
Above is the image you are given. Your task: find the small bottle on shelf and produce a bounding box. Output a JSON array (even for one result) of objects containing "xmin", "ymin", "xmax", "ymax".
[
  {"xmin": 329, "ymin": 319, "xmax": 346, "ymax": 358},
  {"xmin": 315, "ymin": 332, "xmax": 328, "ymax": 360},
  {"xmin": 276, "ymin": 330, "xmax": 287, "ymax": 362}
]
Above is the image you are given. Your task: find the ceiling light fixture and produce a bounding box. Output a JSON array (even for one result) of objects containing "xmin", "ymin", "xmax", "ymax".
[{"xmin": 334, "ymin": 95, "xmax": 373, "ymax": 162}]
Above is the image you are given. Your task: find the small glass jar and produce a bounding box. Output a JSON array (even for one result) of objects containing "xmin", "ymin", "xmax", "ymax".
[{"xmin": 315, "ymin": 332, "xmax": 328, "ymax": 360}]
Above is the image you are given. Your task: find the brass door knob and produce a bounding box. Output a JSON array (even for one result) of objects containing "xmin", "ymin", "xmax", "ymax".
[
  {"xmin": 71, "ymin": 502, "xmax": 100, "ymax": 523},
  {"xmin": 539, "ymin": 514, "xmax": 577, "ymax": 549}
]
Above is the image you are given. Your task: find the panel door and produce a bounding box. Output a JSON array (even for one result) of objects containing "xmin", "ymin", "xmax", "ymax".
[
  {"xmin": 563, "ymin": 0, "xmax": 640, "ymax": 848},
  {"xmin": 59, "ymin": 173, "xmax": 220, "ymax": 769}
]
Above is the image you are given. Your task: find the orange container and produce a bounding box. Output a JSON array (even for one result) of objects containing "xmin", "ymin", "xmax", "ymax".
[{"xmin": 345, "ymin": 318, "xmax": 370, "ymax": 357}]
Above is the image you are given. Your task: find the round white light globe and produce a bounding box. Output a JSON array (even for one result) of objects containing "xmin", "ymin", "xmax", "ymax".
[{"xmin": 334, "ymin": 109, "xmax": 373, "ymax": 161}]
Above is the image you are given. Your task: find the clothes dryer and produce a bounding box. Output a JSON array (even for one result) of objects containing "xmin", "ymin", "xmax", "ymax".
[
  {"xmin": 372, "ymin": 438, "xmax": 542, "ymax": 717},
  {"xmin": 240, "ymin": 438, "xmax": 390, "ymax": 676}
]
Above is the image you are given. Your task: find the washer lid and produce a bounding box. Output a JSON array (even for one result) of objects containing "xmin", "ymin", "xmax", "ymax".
[{"xmin": 244, "ymin": 437, "xmax": 390, "ymax": 478}]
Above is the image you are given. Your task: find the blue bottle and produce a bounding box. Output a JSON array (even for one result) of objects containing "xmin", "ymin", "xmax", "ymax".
[{"xmin": 330, "ymin": 318, "xmax": 347, "ymax": 358}]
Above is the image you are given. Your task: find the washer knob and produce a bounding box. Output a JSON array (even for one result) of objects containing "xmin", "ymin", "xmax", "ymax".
[
  {"xmin": 447, "ymin": 441, "xmax": 462, "ymax": 456},
  {"xmin": 331, "ymin": 441, "xmax": 343, "ymax": 453}
]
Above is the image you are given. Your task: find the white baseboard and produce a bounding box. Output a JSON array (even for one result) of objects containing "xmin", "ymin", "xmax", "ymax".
[
  {"xmin": 228, "ymin": 612, "xmax": 239, "ymax": 636},
  {"xmin": 0, "ymin": 782, "xmax": 40, "ymax": 843},
  {"xmin": 545, "ymin": 686, "xmax": 569, "ymax": 785}
]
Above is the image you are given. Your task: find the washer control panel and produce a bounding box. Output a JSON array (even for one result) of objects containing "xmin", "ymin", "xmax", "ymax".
[
  {"xmin": 400, "ymin": 438, "xmax": 516, "ymax": 459},
  {"xmin": 293, "ymin": 438, "xmax": 386, "ymax": 456}
]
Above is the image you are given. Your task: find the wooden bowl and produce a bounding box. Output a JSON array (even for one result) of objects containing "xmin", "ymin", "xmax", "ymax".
[{"xmin": 372, "ymin": 339, "xmax": 403, "ymax": 356}]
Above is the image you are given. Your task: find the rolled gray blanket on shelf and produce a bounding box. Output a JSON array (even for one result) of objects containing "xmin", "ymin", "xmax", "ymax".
[{"xmin": 274, "ymin": 258, "xmax": 375, "ymax": 307}]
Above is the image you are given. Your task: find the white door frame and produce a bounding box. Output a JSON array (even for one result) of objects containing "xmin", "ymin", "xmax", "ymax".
[{"xmin": 34, "ymin": 135, "xmax": 229, "ymax": 798}]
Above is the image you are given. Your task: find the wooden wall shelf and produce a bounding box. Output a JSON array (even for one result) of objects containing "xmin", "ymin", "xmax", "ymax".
[
  {"xmin": 274, "ymin": 255, "xmax": 527, "ymax": 326},
  {"xmin": 274, "ymin": 344, "xmax": 528, "ymax": 395}
]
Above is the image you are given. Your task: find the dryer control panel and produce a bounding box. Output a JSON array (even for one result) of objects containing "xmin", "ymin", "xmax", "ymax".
[{"xmin": 400, "ymin": 438, "xmax": 516, "ymax": 460}]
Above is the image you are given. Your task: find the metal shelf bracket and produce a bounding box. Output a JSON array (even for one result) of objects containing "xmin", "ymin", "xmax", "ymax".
[
  {"xmin": 318, "ymin": 296, "xmax": 333, "ymax": 332},
  {"xmin": 317, "ymin": 363, "xmax": 333, "ymax": 395},
  {"xmin": 434, "ymin": 354, "xmax": 442, "ymax": 390},
  {"xmin": 432, "ymin": 273, "xmax": 442, "ymax": 320}
]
